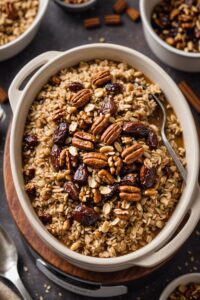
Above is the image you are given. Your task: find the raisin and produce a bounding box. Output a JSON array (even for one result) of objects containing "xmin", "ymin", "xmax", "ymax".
[
  {"xmin": 73, "ymin": 204, "xmax": 99, "ymax": 226},
  {"xmin": 23, "ymin": 168, "xmax": 35, "ymax": 182},
  {"xmin": 53, "ymin": 122, "xmax": 69, "ymax": 145},
  {"xmin": 64, "ymin": 181, "xmax": 79, "ymax": 201},
  {"xmin": 50, "ymin": 144, "xmax": 61, "ymax": 171},
  {"xmin": 104, "ymin": 183, "xmax": 120, "ymax": 200},
  {"xmin": 68, "ymin": 82, "xmax": 84, "ymax": 92},
  {"xmin": 140, "ymin": 166, "xmax": 156, "ymax": 189},
  {"xmin": 25, "ymin": 184, "xmax": 36, "ymax": 198},
  {"xmin": 147, "ymin": 129, "xmax": 158, "ymax": 149},
  {"xmin": 121, "ymin": 173, "xmax": 139, "ymax": 186},
  {"xmin": 39, "ymin": 213, "xmax": 52, "ymax": 224},
  {"xmin": 74, "ymin": 164, "xmax": 89, "ymax": 184},
  {"xmin": 100, "ymin": 96, "xmax": 117, "ymax": 115},
  {"xmin": 24, "ymin": 134, "xmax": 38, "ymax": 149},
  {"xmin": 105, "ymin": 83, "xmax": 122, "ymax": 95},
  {"xmin": 163, "ymin": 165, "xmax": 171, "ymax": 177},
  {"xmin": 123, "ymin": 122, "xmax": 149, "ymax": 137}
]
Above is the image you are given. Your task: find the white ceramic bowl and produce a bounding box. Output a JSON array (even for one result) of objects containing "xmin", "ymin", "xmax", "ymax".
[
  {"xmin": 140, "ymin": 0, "xmax": 200, "ymax": 72},
  {"xmin": 54, "ymin": 0, "xmax": 98, "ymax": 12},
  {"xmin": 160, "ymin": 273, "xmax": 200, "ymax": 300},
  {"xmin": 8, "ymin": 44, "xmax": 200, "ymax": 272},
  {"xmin": 0, "ymin": 0, "xmax": 49, "ymax": 62}
]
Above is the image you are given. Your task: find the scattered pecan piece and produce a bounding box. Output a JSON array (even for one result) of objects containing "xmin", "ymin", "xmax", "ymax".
[
  {"xmin": 108, "ymin": 155, "xmax": 122, "ymax": 175},
  {"xmin": 51, "ymin": 108, "xmax": 66, "ymax": 122},
  {"xmin": 68, "ymin": 82, "xmax": 84, "ymax": 92},
  {"xmin": 49, "ymin": 75, "xmax": 61, "ymax": 86},
  {"xmin": 104, "ymin": 15, "xmax": 122, "ymax": 25},
  {"xmin": 114, "ymin": 208, "xmax": 129, "ymax": 220},
  {"xmin": 77, "ymin": 111, "xmax": 92, "ymax": 129},
  {"xmin": 113, "ymin": 0, "xmax": 128, "ymax": 14},
  {"xmin": 50, "ymin": 144, "xmax": 62, "ymax": 171},
  {"xmin": 84, "ymin": 17, "xmax": 101, "ymax": 29},
  {"xmin": 140, "ymin": 165, "xmax": 156, "ymax": 189},
  {"xmin": 53, "ymin": 122, "xmax": 69, "ymax": 145},
  {"xmin": 126, "ymin": 7, "xmax": 140, "ymax": 22},
  {"xmin": 92, "ymin": 188, "xmax": 102, "ymax": 203},
  {"xmin": 119, "ymin": 185, "xmax": 141, "ymax": 201},
  {"xmin": 98, "ymin": 169, "xmax": 115, "ymax": 184},
  {"xmin": 74, "ymin": 164, "xmax": 89, "ymax": 184},
  {"xmin": 121, "ymin": 143, "xmax": 144, "ymax": 164},
  {"xmin": 6, "ymin": 2, "xmax": 18, "ymax": 20},
  {"xmin": 101, "ymin": 123, "xmax": 122, "ymax": 145},
  {"xmin": 73, "ymin": 204, "xmax": 100, "ymax": 226},
  {"xmin": 100, "ymin": 96, "xmax": 117, "ymax": 115},
  {"xmin": 90, "ymin": 114, "xmax": 110, "ymax": 135},
  {"xmin": 59, "ymin": 148, "xmax": 71, "ymax": 171},
  {"xmin": 72, "ymin": 131, "xmax": 95, "ymax": 150},
  {"xmin": 92, "ymin": 70, "xmax": 112, "ymax": 87},
  {"xmin": 83, "ymin": 152, "xmax": 108, "ymax": 169},
  {"xmin": 64, "ymin": 181, "xmax": 79, "ymax": 201},
  {"xmin": 71, "ymin": 89, "xmax": 91, "ymax": 108}
]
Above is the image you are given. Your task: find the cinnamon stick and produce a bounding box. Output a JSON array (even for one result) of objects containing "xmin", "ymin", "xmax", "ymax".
[{"xmin": 178, "ymin": 81, "xmax": 200, "ymax": 114}]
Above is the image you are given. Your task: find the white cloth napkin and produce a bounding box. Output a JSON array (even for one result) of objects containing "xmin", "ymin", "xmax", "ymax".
[{"xmin": 0, "ymin": 281, "xmax": 20, "ymax": 300}]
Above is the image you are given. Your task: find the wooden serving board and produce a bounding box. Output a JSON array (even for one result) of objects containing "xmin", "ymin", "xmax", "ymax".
[{"xmin": 3, "ymin": 124, "xmax": 200, "ymax": 285}]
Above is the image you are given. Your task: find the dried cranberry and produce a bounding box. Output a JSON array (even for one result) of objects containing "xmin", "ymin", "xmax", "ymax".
[
  {"xmin": 140, "ymin": 166, "xmax": 156, "ymax": 189},
  {"xmin": 74, "ymin": 164, "xmax": 89, "ymax": 185},
  {"xmin": 50, "ymin": 144, "xmax": 61, "ymax": 171},
  {"xmin": 64, "ymin": 181, "xmax": 79, "ymax": 201},
  {"xmin": 24, "ymin": 134, "xmax": 38, "ymax": 149},
  {"xmin": 100, "ymin": 96, "xmax": 117, "ymax": 115},
  {"xmin": 53, "ymin": 122, "xmax": 69, "ymax": 145},
  {"xmin": 147, "ymin": 129, "xmax": 158, "ymax": 149},
  {"xmin": 68, "ymin": 82, "xmax": 84, "ymax": 92},
  {"xmin": 39, "ymin": 213, "xmax": 52, "ymax": 224},
  {"xmin": 73, "ymin": 204, "xmax": 99, "ymax": 227},
  {"xmin": 105, "ymin": 83, "xmax": 122, "ymax": 95}
]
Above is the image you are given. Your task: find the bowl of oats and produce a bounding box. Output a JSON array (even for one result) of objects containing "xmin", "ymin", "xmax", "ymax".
[
  {"xmin": 160, "ymin": 273, "xmax": 200, "ymax": 300},
  {"xmin": 140, "ymin": 0, "xmax": 200, "ymax": 72},
  {"xmin": 0, "ymin": 0, "xmax": 49, "ymax": 61},
  {"xmin": 8, "ymin": 44, "xmax": 200, "ymax": 272},
  {"xmin": 53, "ymin": 0, "xmax": 98, "ymax": 13}
]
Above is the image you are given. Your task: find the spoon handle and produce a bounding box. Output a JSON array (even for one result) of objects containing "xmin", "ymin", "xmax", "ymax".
[{"xmin": 6, "ymin": 266, "xmax": 32, "ymax": 300}]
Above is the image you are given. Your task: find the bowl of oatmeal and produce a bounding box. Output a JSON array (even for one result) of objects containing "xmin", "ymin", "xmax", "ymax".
[
  {"xmin": 53, "ymin": 0, "xmax": 98, "ymax": 12},
  {"xmin": 9, "ymin": 44, "xmax": 200, "ymax": 272},
  {"xmin": 0, "ymin": 0, "xmax": 49, "ymax": 61},
  {"xmin": 140, "ymin": 0, "xmax": 200, "ymax": 72}
]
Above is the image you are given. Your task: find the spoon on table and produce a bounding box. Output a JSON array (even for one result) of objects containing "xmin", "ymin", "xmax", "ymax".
[
  {"xmin": 151, "ymin": 94, "xmax": 187, "ymax": 183},
  {"xmin": 0, "ymin": 225, "xmax": 32, "ymax": 300}
]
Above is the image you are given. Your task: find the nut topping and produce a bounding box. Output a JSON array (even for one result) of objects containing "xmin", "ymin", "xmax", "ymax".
[
  {"xmin": 90, "ymin": 114, "xmax": 110, "ymax": 135},
  {"xmin": 119, "ymin": 185, "xmax": 142, "ymax": 201},
  {"xmin": 121, "ymin": 144, "xmax": 144, "ymax": 164},
  {"xmin": 98, "ymin": 169, "xmax": 115, "ymax": 184},
  {"xmin": 101, "ymin": 123, "xmax": 122, "ymax": 145},
  {"xmin": 92, "ymin": 70, "xmax": 112, "ymax": 86},
  {"xmin": 72, "ymin": 131, "xmax": 95, "ymax": 151},
  {"xmin": 71, "ymin": 89, "xmax": 91, "ymax": 108},
  {"xmin": 59, "ymin": 149, "xmax": 71, "ymax": 171},
  {"xmin": 6, "ymin": 2, "xmax": 18, "ymax": 20},
  {"xmin": 83, "ymin": 152, "xmax": 108, "ymax": 169},
  {"xmin": 92, "ymin": 188, "xmax": 102, "ymax": 203},
  {"xmin": 108, "ymin": 155, "xmax": 122, "ymax": 175}
]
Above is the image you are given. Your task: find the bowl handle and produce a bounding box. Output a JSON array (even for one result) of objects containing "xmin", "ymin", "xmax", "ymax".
[
  {"xmin": 130, "ymin": 184, "xmax": 200, "ymax": 268},
  {"xmin": 8, "ymin": 51, "xmax": 61, "ymax": 113}
]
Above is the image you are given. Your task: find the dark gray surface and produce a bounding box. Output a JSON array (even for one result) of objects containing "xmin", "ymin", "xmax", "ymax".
[{"xmin": 0, "ymin": 0, "xmax": 200, "ymax": 299}]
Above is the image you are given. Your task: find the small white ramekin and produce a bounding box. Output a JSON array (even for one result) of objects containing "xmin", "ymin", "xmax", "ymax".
[
  {"xmin": 140, "ymin": 0, "xmax": 200, "ymax": 72},
  {"xmin": 0, "ymin": 0, "xmax": 49, "ymax": 62},
  {"xmin": 160, "ymin": 273, "xmax": 200, "ymax": 300},
  {"xmin": 53, "ymin": 0, "xmax": 98, "ymax": 12}
]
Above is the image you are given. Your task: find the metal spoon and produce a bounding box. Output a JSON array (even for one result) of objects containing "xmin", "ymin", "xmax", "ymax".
[
  {"xmin": 0, "ymin": 225, "xmax": 32, "ymax": 300},
  {"xmin": 151, "ymin": 94, "xmax": 187, "ymax": 182}
]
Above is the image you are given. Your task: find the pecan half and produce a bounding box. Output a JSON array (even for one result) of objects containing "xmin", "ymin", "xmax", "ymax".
[
  {"xmin": 92, "ymin": 188, "xmax": 102, "ymax": 203},
  {"xmin": 121, "ymin": 143, "xmax": 144, "ymax": 164},
  {"xmin": 101, "ymin": 123, "xmax": 122, "ymax": 145},
  {"xmin": 71, "ymin": 89, "xmax": 91, "ymax": 108},
  {"xmin": 83, "ymin": 152, "xmax": 108, "ymax": 169},
  {"xmin": 51, "ymin": 108, "xmax": 66, "ymax": 122},
  {"xmin": 119, "ymin": 185, "xmax": 141, "ymax": 201},
  {"xmin": 108, "ymin": 155, "xmax": 122, "ymax": 175},
  {"xmin": 92, "ymin": 70, "xmax": 112, "ymax": 86},
  {"xmin": 72, "ymin": 131, "xmax": 95, "ymax": 150},
  {"xmin": 59, "ymin": 149, "xmax": 71, "ymax": 171},
  {"xmin": 6, "ymin": 2, "xmax": 18, "ymax": 20},
  {"xmin": 90, "ymin": 114, "xmax": 110, "ymax": 135},
  {"xmin": 98, "ymin": 169, "xmax": 115, "ymax": 184}
]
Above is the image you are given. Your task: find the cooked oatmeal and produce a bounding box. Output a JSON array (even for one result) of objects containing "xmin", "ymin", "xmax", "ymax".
[
  {"xmin": 22, "ymin": 60, "xmax": 185, "ymax": 258},
  {"xmin": 0, "ymin": 0, "xmax": 39, "ymax": 46}
]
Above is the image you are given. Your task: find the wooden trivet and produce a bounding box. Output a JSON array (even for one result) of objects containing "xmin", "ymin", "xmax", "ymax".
[{"xmin": 3, "ymin": 124, "xmax": 200, "ymax": 285}]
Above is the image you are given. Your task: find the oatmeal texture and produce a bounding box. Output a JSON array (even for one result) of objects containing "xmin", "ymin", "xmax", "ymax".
[
  {"xmin": 0, "ymin": 0, "xmax": 39, "ymax": 46},
  {"xmin": 169, "ymin": 283, "xmax": 200, "ymax": 300},
  {"xmin": 22, "ymin": 60, "xmax": 185, "ymax": 258},
  {"xmin": 152, "ymin": 0, "xmax": 200, "ymax": 53}
]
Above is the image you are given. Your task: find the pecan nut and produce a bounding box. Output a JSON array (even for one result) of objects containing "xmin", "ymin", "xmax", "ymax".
[
  {"xmin": 92, "ymin": 70, "xmax": 112, "ymax": 86},
  {"xmin": 90, "ymin": 114, "xmax": 110, "ymax": 135},
  {"xmin": 51, "ymin": 108, "xmax": 66, "ymax": 122},
  {"xmin": 71, "ymin": 89, "xmax": 91, "ymax": 108},
  {"xmin": 98, "ymin": 169, "xmax": 115, "ymax": 184},
  {"xmin": 59, "ymin": 148, "xmax": 71, "ymax": 171},
  {"xmin": 101, "ymin": 123, "xmax": 122, "ymax": 145},
  {"xmin": 108, "ymin": 155, "xmax": 122, "ymax": 175},
  {"xmin": 121, "ymin": 143, "xmax": 144, "ymax": 164},
  {"xmin": 83, "ymin": 152, "xmax": 108, "ymax": 168},
  {"xmin": 92, "ymin": 188, "xmax": 102, "ymax": 203},
  {"xmin": 72, "ymin": 131, "xmax": 95, "ymax": 150},
  {"xmin": 119, "ymin": 185, "xmax": 141, "ymax": 201},
  {"xmin": 6, "ymin": 2, "xmax": 18, "ymax": 20}
]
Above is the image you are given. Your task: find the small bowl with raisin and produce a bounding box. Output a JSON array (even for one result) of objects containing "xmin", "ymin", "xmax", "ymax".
[
  {"xmin": 53, "ymin": 0, "xmax": 98, "ymax": 12},
  {"xmin": 140, "ymin": 0, "xmax": 200, "ymax": 72}
]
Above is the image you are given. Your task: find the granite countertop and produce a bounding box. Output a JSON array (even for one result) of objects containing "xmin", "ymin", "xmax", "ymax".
[{"xmin": 0, "ymin": 0, "xmax": 199, "ymax": 299}]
